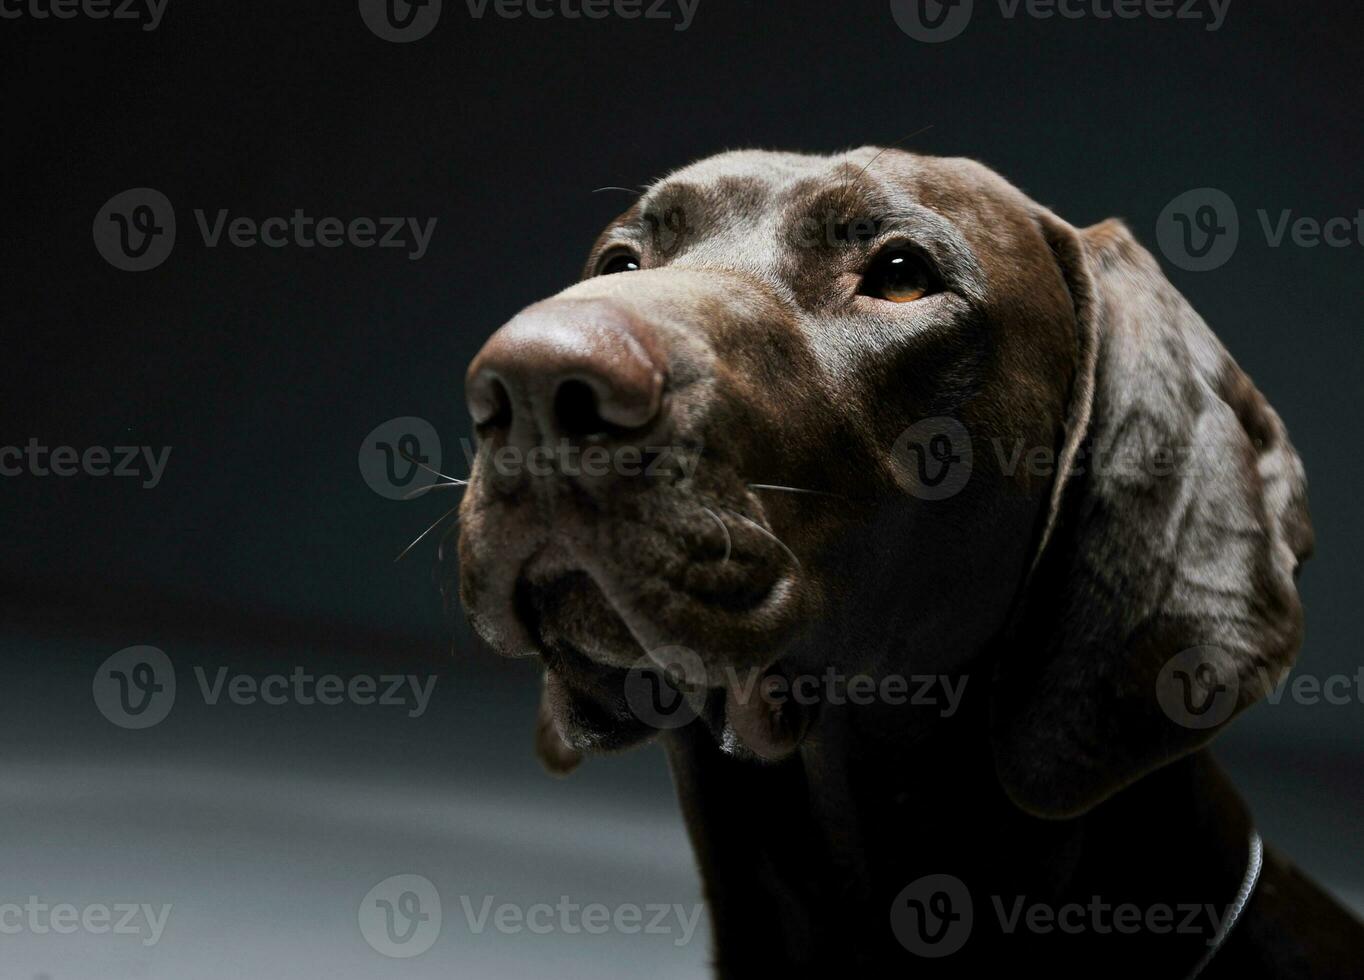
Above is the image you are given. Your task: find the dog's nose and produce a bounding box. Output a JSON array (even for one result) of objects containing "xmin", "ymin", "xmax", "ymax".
[{"xmin": 466, "ymin": 299, "xmax": 666, "ymax": 442}]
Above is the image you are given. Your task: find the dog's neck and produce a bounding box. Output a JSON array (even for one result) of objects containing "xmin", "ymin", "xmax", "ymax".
[
  {"xmin": 667, "ymin": 665, "xmax": 1257, "ymax": 972},
  {"xmin": 831, "ymin": 680, "xmax": 1251, "ymax": 885}
]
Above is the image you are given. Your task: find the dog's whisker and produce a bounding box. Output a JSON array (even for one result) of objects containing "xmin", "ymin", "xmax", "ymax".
[
  {"xmin": 748, "ymin": 483, "xmax": 844, "ymax": 499},
  {"xmin": 397, "ymin": 447, "xmax": 468, "ymax": 486},
  {"xmin": 701, "ymin": 506, "xmax": 732, "ymax": 564},
  {"xmin": 394, "ymin": 506, "xmax": 461, "ymax": 563},
  {"xmin": 591, "ymin": 186, "xmax": 642, "ymax": 197},
  {"xmin": 724, "ymin": 508, "xmax": 800, "ymax": 569},
  {"xmin": 401, "ymin": 480, "xmax": 468, "ymax": 501}
]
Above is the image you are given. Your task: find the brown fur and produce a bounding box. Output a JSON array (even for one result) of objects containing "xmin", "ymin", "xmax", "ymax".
[{"xmin": 450, "ymin": 149, "xmax": 1360, "ymax": 976}]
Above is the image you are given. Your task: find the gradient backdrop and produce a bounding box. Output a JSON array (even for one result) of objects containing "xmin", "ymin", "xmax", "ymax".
[{"xmin": 2, "ymin": 1, "xmax": 1361, "ymax": 976}]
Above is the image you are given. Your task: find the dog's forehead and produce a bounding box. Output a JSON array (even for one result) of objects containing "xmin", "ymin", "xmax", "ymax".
[
  {"xmin": 642, "ymin": 148, "xmax": 999, "ymax": 216},
  {"xmin": 613, "ymin": 149, "xmax": 1022, "ymax": 304},
  {"xmin": 655, "ymin": 148, "xmax": 873, "ymax": 190}
]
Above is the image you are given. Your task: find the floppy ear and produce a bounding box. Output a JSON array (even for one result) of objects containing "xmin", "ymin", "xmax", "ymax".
[{"xmin": 991, "ymin": 215, "xmax": 1314, "ymax": 819}]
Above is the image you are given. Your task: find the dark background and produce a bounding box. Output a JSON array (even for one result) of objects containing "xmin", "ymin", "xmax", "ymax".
[{"xmin": 2, "ymin": 1, "xmax": 1360, "ymax": 976}]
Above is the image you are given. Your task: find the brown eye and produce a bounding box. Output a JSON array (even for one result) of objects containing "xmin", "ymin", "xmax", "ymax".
[
  {"xmin": 858, "ymin": 247, "xmax": 936, "ymax": 303},
  {"xmin": 599, "ymin": 250, "xmax": 640, "ymax": 275}
]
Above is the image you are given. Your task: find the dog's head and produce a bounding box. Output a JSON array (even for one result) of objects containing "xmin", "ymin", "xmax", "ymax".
[{"xmin": 451, "ymin": 149, "xmax": 1311, "ymax": 817}]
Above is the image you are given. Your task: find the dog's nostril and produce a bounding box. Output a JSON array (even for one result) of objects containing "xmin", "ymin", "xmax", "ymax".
[
  {"xmin": 485, "ymin": 378, "xmax": 512, "ymax": 429},
  {"xmin": 468, "ymin": 363, "xmax": 511, "ymax": 428},
  {"xmin": 553, "ymin": 379, "xmax": 611, "ymax": 439},
  {"xmin": 471, "ymin": 375, "xmax": 513, "ymax": 431}
]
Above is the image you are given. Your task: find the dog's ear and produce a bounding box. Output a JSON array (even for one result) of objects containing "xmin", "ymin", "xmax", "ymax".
[{"xmin": 991, "ymin": 214, "xmax": 1313, "ymax": 819}]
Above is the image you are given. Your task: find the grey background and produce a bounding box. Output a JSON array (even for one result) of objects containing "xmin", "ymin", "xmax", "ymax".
[{"xmin": 2, "ymin": 1, "xmax": 1360, "ymax": 975}]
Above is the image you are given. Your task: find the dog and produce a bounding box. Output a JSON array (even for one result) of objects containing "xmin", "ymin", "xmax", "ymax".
[{"xmin": 449, "ymin": 149, "xmax": 1364, "ymax": 976}]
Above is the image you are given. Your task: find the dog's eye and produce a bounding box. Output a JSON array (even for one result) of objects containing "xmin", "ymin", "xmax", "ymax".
[
  {"xmin": 858, "ymin": 247, "xmax": 936, "ymax": 303},
  {"xmin": 598, "ymin": 250, "xmax": 641, "ymax": 276}
]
